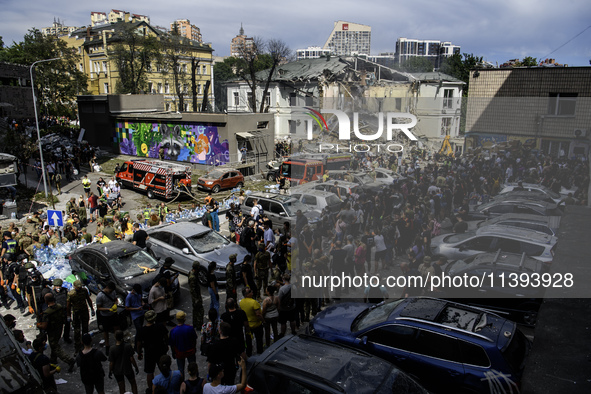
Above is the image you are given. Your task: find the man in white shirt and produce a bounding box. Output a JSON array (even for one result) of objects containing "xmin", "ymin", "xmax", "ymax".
[{"xmin": 250, "ymin": 199, "xmax": 260, "ymax": 220}]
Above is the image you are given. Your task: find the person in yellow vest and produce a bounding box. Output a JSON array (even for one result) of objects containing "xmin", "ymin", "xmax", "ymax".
[{"xmin": 82, "ymin": 175, "xmax": 91, "ymax": 198}]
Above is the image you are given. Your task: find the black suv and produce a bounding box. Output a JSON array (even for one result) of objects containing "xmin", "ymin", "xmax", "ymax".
[{"xmin": 246, "ymin": 334, "xmax": 428, "ymax": 393}]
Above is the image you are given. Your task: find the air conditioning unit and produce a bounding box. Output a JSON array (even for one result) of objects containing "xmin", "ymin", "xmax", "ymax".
[{"xmin": 573, "ymin": 128, "xmax": 589, "ymax": 138}]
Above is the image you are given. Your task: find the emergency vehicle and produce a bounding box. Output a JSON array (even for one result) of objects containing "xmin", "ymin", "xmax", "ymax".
[
  {"xmin": 281, "ymin": 154, "xmax": 350, "ymax": 185},
  {"xmin": 116, "ymin": 159, "xmax": 192, "ymax": 199}
]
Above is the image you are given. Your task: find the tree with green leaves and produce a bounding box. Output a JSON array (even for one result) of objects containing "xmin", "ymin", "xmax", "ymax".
[
  {"xmin": 439, "ymin": 53, "xmax": 484, "ymax": 95},
  {"xmin": 109, "ymin": 23, "xmax": 162, "ymax": 94},
  {"xmin": 258, "ymin": 39, "xmax": 291, "ymax": 112},
  {"xmin": 161, "ymin": 33, "xmax": 190, "ymax": 112},
  {"xmin": 0, "ymin": 29, "xmax": 87, "ymax": 117}
]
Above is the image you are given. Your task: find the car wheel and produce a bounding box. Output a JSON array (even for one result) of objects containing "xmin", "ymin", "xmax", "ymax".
[
  {"xmin": 236, "ymin": 182, "xmax": 244, "ymax": 189},
  {"xmin": 212, "ymin": 185, "xmax": 220, "ymax": 193},
  {"xmin": 267, "ymin": 173, "xmax": 275, "ymax": 181},
  {"xmin": 147, "ymin": 190, "xmax": 154, "ymax": 199},
  {"xmin": 198, "ymin": 266, "xmax": 209, "ymax": 287}
]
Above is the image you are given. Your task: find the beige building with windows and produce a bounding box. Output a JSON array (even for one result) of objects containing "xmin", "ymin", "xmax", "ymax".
[
  {"xmin": 63, "ymin": 16, "xmax": 213, "ymax": 112},
  {"xmin": 171, "ymin": 19, "xmax": 202, "ymax": 43},
  {"xmin": 323, "ymin": 21, "xmax": 371, "ymax": 56},
  {"xmin": 230, "ymin": 25, "xmax": 254, "ymax": 57},
  {"xmin": 465, "ymin": 67, "xmax": 591, "ymax": 158}
]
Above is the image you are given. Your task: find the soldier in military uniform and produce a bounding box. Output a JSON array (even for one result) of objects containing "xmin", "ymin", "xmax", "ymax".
[
  {"xmin": 254, "ymin": 242, "xmax": 271, "ymax": 300},
  {"xmin": 188, "ymin": 261, "xmax": 204, "ymax": 328},
  {"xmin": 25, "ymin": 235, "xmax": 42, "ymax": 257},
  {"xmin": 25, "ymin": 269, "xmax": 48, "ymax": 318},
  {"xmin": 18, "ymin": 230, "xmax": 33, "ymax": 255},
  {"xmin": 67, "ymin": 280, "xmax": 95, "ymax": 353},
  {"xmin": 37, "ymin": 293, "xmax": 76, "ymax": 372},
  {"xmin": 51, "ymin": 279, "xmax": 71, "ymax": 343},
  {"xmin": 47, "ymin": 228, "xmax": 60, "ymax": 247},
  {"xmin": 226, "ymin": 254, "xmax": 238, "ymax": 301}
]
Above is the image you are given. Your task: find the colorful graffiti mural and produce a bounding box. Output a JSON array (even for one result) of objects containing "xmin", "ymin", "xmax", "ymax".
[{"xmin": 115, "ymin": 122, "xmax": 229, "ymax": 165}]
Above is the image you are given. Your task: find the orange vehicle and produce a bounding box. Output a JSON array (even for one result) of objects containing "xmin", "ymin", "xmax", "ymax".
[
  {"xmin": 281, "ymin": 154, "xmax": 350, "ymax": 185},
  {"xmin": 116, "ymin": 159, "xmax": 192, "ymax": 199}
]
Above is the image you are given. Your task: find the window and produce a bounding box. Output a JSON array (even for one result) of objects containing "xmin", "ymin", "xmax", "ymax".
[
  {"xmin": 166, "ymin": 103, "xmax": 170, "ymax": 111},
  {"xmin": 265, "ymin": 92, "xmax": 271, "ymax": 107},
  {"xmin": 269, "ymin": 202, "xmax": 286, "ymax": 215},
  {"xmin": 488, "ymin": 205, "xmax": 514, "ymax": 214},
  {"xmin": 459, "ymin": 341, "xmax": 490, "ymax": 367},
  {"xmin": 198, "ymin": 84, "xmax": 202, "ymax": 94},
  {"xmin": 102, "ymin": 61, "xmax": 107, "ymax": 72},
  {"xmin": 443, "ymin": 89, "xmax": 454, "ymax": 109},
  {"xmin": 462, "ymin": 236, "xmax": 494, "ymax": 252},
  {"xmin": 103, "ymin": 83, "xmax": 109, "ymax": 94},
  {"xmin": 148, "ymin": 82, "xmax": 153, "ymax": 93},
  {"xmin": 202, "ymin": 65, "xmax": 207, "ymax": 74},
  {"xmin": 304, "ymin": 95, "xmax": 314, "ymax": 107},
  {"xmin": 233, "ymin": 92, "xmax": 239, "ymax": 106},
  {"xmin": 301, "ymin": 195, "xmax": 317, "ymax": 205},
  {"xmin": 158, "ymin": 83, "xmax": 163, "ymax": 93},
  {"xmin": 520, "ymin": 242, "xmax": 545, "ymax": 256},
  {"xmin": 395, "ymin": 98, "xmax": 402, "ymax": 111},
  {"xmin": 290, "ymin": 93, "xmax": 297, "ymax": 106},
  {"xmin": 150, "ymin": 232, "xmax": 170, "ymax": 243},
  {"xmin": 165, "ymin": 83, "xmax": 170, "ymax": 94},
  {"xmin": 182, "ymin": 64, "xmax": 187, "ymax": 73},
  {"xmin": 495, "ymin": 238, "xmax": 522, "ymax": 254},
  {"xmin": 547, "ymin": 93, "xmax": 577, "ymax": 116},
  {"xmin": 366, "ymin": 325, "xmax": 417, "ymax": 351},
  {"xmin": 441, "ymin": 117, "xmax": 452, "ymax": 136},
  {"xmin": 247, "ymin": 91, "xmax": 253, "ymax": 107},
  {"xmin": 184, "ymin": 103, "xmax": 189, "ymax": 111},
  {"xmin": 414, "ymin": 330, "xmax": 462, "ymax": 363},
  {"xmin": 171, "ymin": 235, "xmax": 188, "ymax": 251},
  {"xmin": 289, "ymin": 120, "xmax": 297, "ymax": 134}
]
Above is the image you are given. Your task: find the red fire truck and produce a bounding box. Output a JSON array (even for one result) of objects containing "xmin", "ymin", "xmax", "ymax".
[
  {"xmin": 281, "ymin": 154, "xmax": 350, "ymax": 185},
  {"xmin": 116, "ymin": 160, "xmax": 192, "ymax": 199}
]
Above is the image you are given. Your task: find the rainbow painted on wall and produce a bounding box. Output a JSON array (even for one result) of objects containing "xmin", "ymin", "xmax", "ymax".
[{"xmin": 115, "ymin": 122, "xmax": 229, "ymax": 165}]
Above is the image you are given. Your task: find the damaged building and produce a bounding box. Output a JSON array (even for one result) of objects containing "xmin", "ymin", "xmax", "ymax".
[{"xmin": 223, "ymin": 56, "xmax": 465, "ymax": 154}]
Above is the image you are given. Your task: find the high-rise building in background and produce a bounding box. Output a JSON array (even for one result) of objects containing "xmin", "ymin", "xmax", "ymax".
[
  {"xmin": 296, "ymin": 46, "xmax": 333, "ymax": 60},
  {"xmin": 90, "ymin": 10, "xmax": 150, "ymax": 26},
  {"xmin": 231, "ymin": 24, "xmax": 254, "ymax": 57},
  {"xmin": 322, "ymin": 21, "xmax": 371, "ymax": 56},
  {"xmin": 171, "ymin": 19, "xmax": 202, "ymax": 42},
  {"xmin": 395, "ymin": 38, "xmax": 460, "ymax": 68}
]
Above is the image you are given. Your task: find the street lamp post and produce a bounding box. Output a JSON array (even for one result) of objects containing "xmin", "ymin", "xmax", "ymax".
[{"xmin": 30, "ymin": 57, "xmax": 60, "ymax": 203}]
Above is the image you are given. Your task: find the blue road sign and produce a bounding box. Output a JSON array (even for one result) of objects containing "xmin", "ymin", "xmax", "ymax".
[{"xmin": 47, "ymin": 210, "xmax": 63, "ymax": 227}]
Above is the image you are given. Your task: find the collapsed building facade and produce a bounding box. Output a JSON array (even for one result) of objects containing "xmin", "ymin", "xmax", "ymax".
[{"xmin": 224, "ymin": 56, "xmax": 465, "ymax": 155}]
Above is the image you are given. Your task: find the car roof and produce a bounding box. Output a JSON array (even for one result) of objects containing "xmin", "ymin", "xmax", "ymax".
[
  {"xmin": 452, "ymin": 251, "xmax": 547, "ymax": 273},
  {"xmin": 78, "ymin": 240, "xmax": 142, "ymax": 257},
  {"xmin": 479, "ymin": 199, "xmax": 558, "ymax": 210},
  {"xmin": 494, "ymin": 190, "xmax": 554, "ymax": 200},
  {"xmin": 146, "ymin": 221, "xmax": 211, "ymax": 237},
  {"xmin": 481, "ymin": 213, "xmax": 561, "ymax": 228},
  {"xmin": 247, "ymin": 193, "xmax": 298, "ymax": 203},
  {"xmin": 395, "ymin": 298, "xmax": 508, "ymax": 343},
  {"xmin": 475, "ymin": 225, "xmax": 557, "ymax": 244},
  {"xmin": 291, "ymin": 188, "xmax": 339, "ymax": 197},
  {"xmin": 259, "ymin": 335, "xmax": 397, "ymax": 391}
]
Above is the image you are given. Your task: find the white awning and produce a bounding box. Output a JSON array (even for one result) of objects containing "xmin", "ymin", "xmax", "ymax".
[{"xmin": 236, "ymin": 132, "xmax": 254, "ymax": 138}]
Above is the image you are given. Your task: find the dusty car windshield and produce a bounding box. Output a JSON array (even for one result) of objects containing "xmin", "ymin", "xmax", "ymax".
[
  {"xmin": 187, "ymin": 230, "xmax": 230, "ymax": 253},
  {"xmin": 205, "ymin": 170, "xmax": 225, "ymax": 179},
  {"xmin": 352, "ymin": 299, "xmax": 405, "ymax": 332},
  {"xmin": 109, "ymin": 250, "xmax": 159, "ymax": 278}
]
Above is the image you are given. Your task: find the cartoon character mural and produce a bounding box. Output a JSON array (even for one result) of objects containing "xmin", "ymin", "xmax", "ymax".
[{"xmin": 115, "ymin": 122, "xmax": 229, "ymax": 165}]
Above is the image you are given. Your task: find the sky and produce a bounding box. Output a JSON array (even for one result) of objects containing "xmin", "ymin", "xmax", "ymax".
[{"xmin": 1, "ymin": 0, "xmax": 590, "ymax": 66}]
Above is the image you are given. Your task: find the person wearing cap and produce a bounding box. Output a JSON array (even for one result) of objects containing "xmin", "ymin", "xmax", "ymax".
[
  {"xmin": 226, "ymin": 254, "xmax": 238, "ymax": 302},
  {"xmin": 169, "ymin": 310, "xmax": 198, "ymax": 377},
  {"xmin": 188, "ymin": 261, "xmax": 205, "ymax": 329},
  {"xmin": 67, "ymin": 279, "xmax": 95, "ymax": 353},
  {"xmin": 136, "ymin": 310, "xmax": 169, "ymax": 394},
  {"xmin": 51, "ymin": 279, "xmax": 71, "ymax": 344}
]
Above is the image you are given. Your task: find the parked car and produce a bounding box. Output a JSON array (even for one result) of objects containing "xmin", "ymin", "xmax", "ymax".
[
  {"xmin": 431, "ymin": 224, "xmax": 557, "ymax": 263},
  {"xmin": 327, "ymin": 170, "xmax": 383, "ymax": 192},
  {"xmin": 476, "ymin": 213, "xmax": 561, "ymax": 236},
  {"xmin": 291, "ymin": 188, "xmax": 343, "ymax": 213},
  {"xmin": 146, "ymin": 222, "xmax": 247, "ymax": 286},
  {"xmin": 442, "ymin": 251, "xmax": 548, "ymax": 325},
  {"xmin": 500, "ymin": 183, "xmax": 565, "ymax": 204},
  {"xmin": 493, "ymin": 190, "xmax": 559, "ymax": 205},
  {"xmin": 246, "ymin": 334, "xmax": 428, "ymax": 394},
  {"xmin": 298, "ymin": 179, "xmax": 361, "ymax": 198},
  {"xmin": 466, "ymin": 199, "xmax": 563, "ymax": 221},
  {"xmin": 67, "ymin": 240, "xmax": 180, "ymax": 304},
  {"xmin": 309, "ymin": 297, "xmax": 531, "ymax": 393},
  {"xmin": 373, "ymin": 168, "xmax": 406, "ymax": 185},
  {"xmin": 261, "ymin": 160, "xmax": 280, "ymax": 181},
  {"xmin": 197, "ymin": 169, "xmax": 244, "ymax": 193},
  {"xmin": 241, "ymin": 193, "xmax": 320, "ymax": 229}
]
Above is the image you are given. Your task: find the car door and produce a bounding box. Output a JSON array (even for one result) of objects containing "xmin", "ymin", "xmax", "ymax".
[
  {"xmin": 147, "ymin": 231, "xmax": 171, "ymax": 261},
  {"xmin": 459, "ymin": 340, "xmax": 492, "ymax": 392},
  {"xmin": 268, "ymin": 201, "xmax": 288, "ymax": 228},
  {"xmin": 220, "ymin": 172, "xmax": 231, "ymax": 189},
  {"xmin": 456, "ymin": 236, "xmax": 495, "ymax": 258},
  {"xmin": 406, "ymin": 329, "xmax": 466, "ymax": 392},
  {"xmin": 169, "ymin": 234, "xmax": 194, "ymax": 273},
  {"xmin": 362, "ymin": 325, "xmax": 416, "ymax": 377},
  {"xmin": 301, "ymin": 194, "xmax": 319, "ymax": 211},
  {"xmin": 73, "ymin": 251, "xmax": 109, "ymax": 293}
]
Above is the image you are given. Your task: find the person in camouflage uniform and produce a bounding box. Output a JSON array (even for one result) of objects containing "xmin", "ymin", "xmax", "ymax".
[
  {"xmin": 67, "ymin": 280, "xmax": 95, "ymax": 352},
  {"xmin": 188, "ymin": 261, "xmax": 204, "ymax": 328},
  {"xmin": 226, "ymin": 254, "xmax": 238, "ymax": 301},
  {"xmin": 25, "ymin": 235, "xmax": 42, "ymax": 257},
  {"xmin": 254, "ymin": 243, "xmax": 271, "ymax": 300},
  {"xmin": 18, "ymin": 230, "xmax": 33, "ymax": 255},
  {"xmin": 51, "ymin": 279, "xmax": 71, "ymax": 343},
  {"xmin": 37, "ymin": 293, "xmax": 76, "ymax": 372}
]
